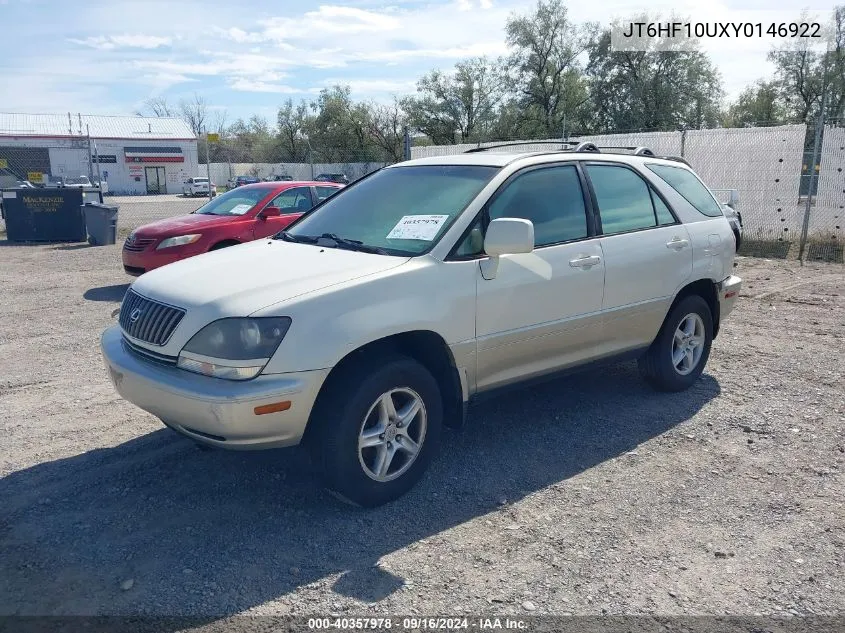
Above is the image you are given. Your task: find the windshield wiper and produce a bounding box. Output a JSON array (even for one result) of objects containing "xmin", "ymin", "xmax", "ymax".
[
  {"xmin": 277, "ymin": 231, "xmax": 317, "ymax": 243},
  {"xmin": 316, "ymin": 233, "xmax": 390, "ymax": 255},
  {"xmin": 278, "ymin": 231, "xmax": 389, "ymax": 254}
]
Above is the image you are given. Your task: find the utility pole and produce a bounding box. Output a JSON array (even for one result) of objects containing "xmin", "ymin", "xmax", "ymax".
[
  {"xmin": 304, "ymin": 137, "xmax": 315, "ymax": 180},
  {"xmin": 403, "ymin": 126, "xmax": 411, "ymax": 161},
  {"xmin": 93, "ymin": 139, "xmax": 102, "ymax": 187},
  {"xmin": 205, "ymin": 128, "xmax": 213, "ymax": 201},
  {"xmin": 85, "ymin": 124, "xmax": 94, "ymax": 182},
  {"xmin": 798, "ymin": 40, "xmax": 831, "ymax": 264}
]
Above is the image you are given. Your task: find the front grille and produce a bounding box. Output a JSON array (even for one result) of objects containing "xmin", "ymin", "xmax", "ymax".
[
  {"xmin": 123, "ymin": 237, "xmax": 156, "ymax": 252},
  {"xmin": 119, "ymin": 289, "xmax": 185, "ymax": 346},
  {"xmin": 122, "ymin": 336, "xmax": 178, "ymax": 366}
]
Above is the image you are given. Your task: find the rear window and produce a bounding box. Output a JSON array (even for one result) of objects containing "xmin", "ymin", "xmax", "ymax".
[{"xmin": 646, "ymin": 164, "xmax": 722, "ymax": 217}]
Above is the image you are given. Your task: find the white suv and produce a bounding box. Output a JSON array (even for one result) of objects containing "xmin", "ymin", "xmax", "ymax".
[{"xmin": 102, "ymin": 146, "xmax": 741, "ymax": 506}]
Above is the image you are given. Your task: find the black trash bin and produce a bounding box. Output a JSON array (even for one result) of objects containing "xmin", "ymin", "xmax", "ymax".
[
  {"xmin": 83, "ymin": 201, "xmax": 119, "ymax": 246},
  {"xmin": 2, "ymin": 188, "xmax": 87, "ymax": 242}
]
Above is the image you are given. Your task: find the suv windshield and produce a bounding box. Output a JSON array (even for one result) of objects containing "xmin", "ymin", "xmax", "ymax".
[
  {"xmin": 195, "ymin": 187, "xmax": 268, "ymax": 216},
  {"xmin": 283, "ymin": 165, "xmax": 498, "ymax": 256}
]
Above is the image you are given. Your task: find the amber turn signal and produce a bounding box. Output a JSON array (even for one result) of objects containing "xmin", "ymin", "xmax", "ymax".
[{"xmin": 254, "ymin": 401, "xmax": 292, "ymax": 415}]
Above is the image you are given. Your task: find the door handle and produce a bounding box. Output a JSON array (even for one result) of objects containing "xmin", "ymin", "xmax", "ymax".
[
  {"xmin": 569, "ymin": 255, "xmax": 602, "ymax": 268},
  {"xmin": 666, "ymin": 237, "xmax": 690, "ymax": 250}
]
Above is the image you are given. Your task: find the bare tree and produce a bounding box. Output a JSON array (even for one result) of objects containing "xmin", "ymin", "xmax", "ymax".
[
  {"xmin": 366, "ymin": 99, "xmax": 407, "ymax": 161},
  {"xmin": 211, "ymin": 109, "xmax": 228, "ymax": 135},
  {"xmin": 179, "ymin": 93, "xmax": 209, "ymax": 136},
  {"xmin": 136, "ymin": 97, "xmax": 173, "ymax": 117}
]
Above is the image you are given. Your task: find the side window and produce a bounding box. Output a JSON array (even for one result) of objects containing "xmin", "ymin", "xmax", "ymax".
[
  {"xmin": 651, "ymin": 191, "xmax": 676, "ymax": 225},
  {"xmin": 271, "ymin": 187, "xmax": 312, "ymax": 211},
  {"xmin": 454, "ymin": 217, "xmax": 485, "ymax": 257},
  {"xmin": 586, "ymin": 165, "xmax": 657, "ymax": 235},
  {"xmin": 316, "ymin": 186, "xmax": 340, "ymax": 201},
  {"xmin": 646, "ymin": 163, "xmax": 722, "ymax": 217},
  {"xmin": 488, "ymin": 165, "xmax": 587, "ymax": 247}
]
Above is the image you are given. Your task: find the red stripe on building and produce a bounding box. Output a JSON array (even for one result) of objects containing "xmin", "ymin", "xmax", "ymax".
[{"xmin": 124, "ymin": 156, "xmax": 185, "ymax": 163}]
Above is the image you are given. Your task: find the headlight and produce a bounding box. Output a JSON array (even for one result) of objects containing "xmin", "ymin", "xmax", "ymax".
[
  {"xmin": 156, "ymin": 234, "xmax": 202, "ymax": 250},
  {"xmin": 177, "ymin": 317, "xmax": 291, "ymax": 380}
]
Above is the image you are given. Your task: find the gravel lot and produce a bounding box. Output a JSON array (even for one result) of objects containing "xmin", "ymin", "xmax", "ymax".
[
  {"xmin": 0, "ymin": 244, "xmax": 843, "ymax": 619},
  {"xmin": 109, "ymin": 194, "xmax": 208, "ymax": 235},
  {"xmin": 0, "ymin": 194, "xmax": 203, "ymax": 239}
]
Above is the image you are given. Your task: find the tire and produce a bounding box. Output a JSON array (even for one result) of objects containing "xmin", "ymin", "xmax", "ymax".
[
  {"xmin": 638, "ymin": 294, "xmax": 713, "ymax": 392},
  {"xmin": 733, "ymin": 227, "xmax": 742, "ymax": 253},
  {"xmin": 307, "ymin": 355, "xmax": 443, "ymax": 507},
  {"xmin": 209, "ymin": 241, "xmax": 236, "ymax": 251}
]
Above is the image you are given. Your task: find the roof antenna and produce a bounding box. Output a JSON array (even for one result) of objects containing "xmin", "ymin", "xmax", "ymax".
[
  {"xmin": 68, "ymin": 112, "xmax": 73, "ymax": 135},
  {"xmin": 77, "ymin": 113, "xmax": 83, "ymax": 136},
  {"xmin": 148, "ymin": 122, "xmax": 152, "ymax": 133}
]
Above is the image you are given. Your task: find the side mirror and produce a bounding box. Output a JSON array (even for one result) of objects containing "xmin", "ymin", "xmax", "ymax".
[
  {"xmin": 480, "ymin": 218, "xmax": 534, "ymax": 280},
  {"xmin": 260, "ymin": 206, "xmax": 281, "ymax": 219},
  {"xmin": 726, "ymin": 190, "xmax": 740, "ymax": 209}
]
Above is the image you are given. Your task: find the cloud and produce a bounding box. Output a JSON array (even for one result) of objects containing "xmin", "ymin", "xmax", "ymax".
[
  {"xmin": 262, "ymin": 5, "xmax": 402, "ymax": 36},
  {"xmin": 211, "ymin": 27, "xmax": 265, "ymax": 44},
  {"xmin": 353, "ymin": 42, "xmax": 509, "ymax": 62},
  {"xmin": 228, "ymin": 78, "xmax": 304, "ymax": 94},
  {"xmin": 318, "ymin": 78, "xmax": 418, "ymax": 94},
  {"xmin": 458, "ymin": 0, "xmax": 494, "ymax": 10},
  {"xmin": 69, "ymin": 34, "xmax": 172, "ymax": 50}
]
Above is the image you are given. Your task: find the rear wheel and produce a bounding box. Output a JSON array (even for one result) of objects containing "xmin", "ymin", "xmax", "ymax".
[
  {"xmin": 639, "ymin": 295, "xmax": 713, "ymax": 392},
  {"xmin": 307, "ymin": 355, "xmax": 442, "ymax": 507}
]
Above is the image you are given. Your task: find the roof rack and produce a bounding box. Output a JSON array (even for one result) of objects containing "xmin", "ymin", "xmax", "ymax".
[
  {"xmin": 463, "ymin": 140, "xmax": 580, "ymax": 153},
  {"xmin": 660, "ymin": 155, "xmax": 691, "ymax": 166},
  {"xmin": 463, "ymin": 141, "xmax": 659, "ymax": 157}
]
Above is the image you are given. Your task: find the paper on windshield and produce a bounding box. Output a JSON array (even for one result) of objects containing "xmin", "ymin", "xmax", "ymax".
[
  {"xmin": 229, "ymin": 203, "xmax": 253, "ymax": 216},
  {"xmin": 386, "ymin": 215, "xmax": 450, "ymax": 241}
]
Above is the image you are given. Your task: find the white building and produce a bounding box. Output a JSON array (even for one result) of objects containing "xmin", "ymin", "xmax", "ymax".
[{"xmin": 0, "ymin": 113, "xmax": 198, "ymax": 195}]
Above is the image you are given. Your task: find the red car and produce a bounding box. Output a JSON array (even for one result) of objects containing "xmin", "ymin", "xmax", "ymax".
[{"xmin": 122, "ymin": 181, "xmax": 344, "ymax": 276}]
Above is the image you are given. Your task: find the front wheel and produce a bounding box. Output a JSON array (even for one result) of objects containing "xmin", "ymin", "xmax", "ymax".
[
  {"xmin": 307, "ymin": 356, "xmax": 442, "ymax": 507},
  {"xmin": 639, "ymin": 295, "xmax": 713, "ymax": 392}
]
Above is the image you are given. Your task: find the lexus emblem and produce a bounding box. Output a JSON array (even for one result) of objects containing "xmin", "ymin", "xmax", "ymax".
[{"xmin": 129, "ymin": 308, "xmax": 143, "ymax": 323}]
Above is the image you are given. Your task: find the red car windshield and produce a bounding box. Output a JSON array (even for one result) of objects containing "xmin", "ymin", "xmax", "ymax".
[{"xmin": 195, "ymin": 188, "xmax": 269, "ymax": 216}]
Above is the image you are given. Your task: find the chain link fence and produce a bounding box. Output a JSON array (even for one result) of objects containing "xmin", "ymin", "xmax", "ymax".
[
  {"xmin": 0, "ymin": 143, "xmax": 396, "ymax": 238},
  {"xmin": 412, "ymin": 122, "xmax": 844, "ymax": 264},
  {"xmin": 1, "ymin": 125, "xmax": 843, "ymax": 264}
]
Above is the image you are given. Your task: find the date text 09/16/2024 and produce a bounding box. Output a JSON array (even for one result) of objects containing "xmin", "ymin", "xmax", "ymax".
[{"xmin": 307, "ymin": 617, "xmax": 529, "ymax": 630}]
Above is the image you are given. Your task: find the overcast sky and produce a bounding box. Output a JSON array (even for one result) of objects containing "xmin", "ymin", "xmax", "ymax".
[{"xmin": 0, "ymin": 0, "xmax": 833, "ymax": 123}]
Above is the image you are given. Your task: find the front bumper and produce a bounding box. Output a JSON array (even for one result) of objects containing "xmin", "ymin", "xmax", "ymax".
[
  {"xmin": 101, "ymin": 325, "xmax": 328, "ymax": 449},
  {"xmin": 717, "ymin": 274, "xmax": 742, "ymax": 320},
  {"xmin": 122, "ymin": 244, "xmax": 200, "ymax": 275}
]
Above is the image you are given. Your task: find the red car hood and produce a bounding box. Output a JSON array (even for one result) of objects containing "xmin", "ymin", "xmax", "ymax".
[{"xmin": 134, "ymin": 213, "xmax": 243, "ymax": 237}]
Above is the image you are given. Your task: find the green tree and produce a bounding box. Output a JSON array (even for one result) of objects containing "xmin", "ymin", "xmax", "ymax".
[
  {"xmin": 275, "ymin": 99, "xmax": 313, "ymax": 162},
  {"xmin": 225, "ymin": 115, "xmax": 275, "ymax": 162},
  {"xmin": 722, "ymin": 80, "xmax": 786, "ymax": 127},
  {"xmin": 766, "ymin": 6, "xmax": 845, "ymax": 123},
  {"xmin": 505, "ymin": 0, "xmax": 596, "ymax": 137},
  {"xmin": 586, "ymin": 23, "xmax": 723, "ymax": 132},
  {"xmin": 401, "ymin": 56, "xmax": 507, "ymax": 144},
  {"xmin": 308, "ymin": 85, "xmax": 374, "ymax": 161},
  {"xmin": 768, "ymin": 35, "xmax": 825, "ymax": 123}
]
